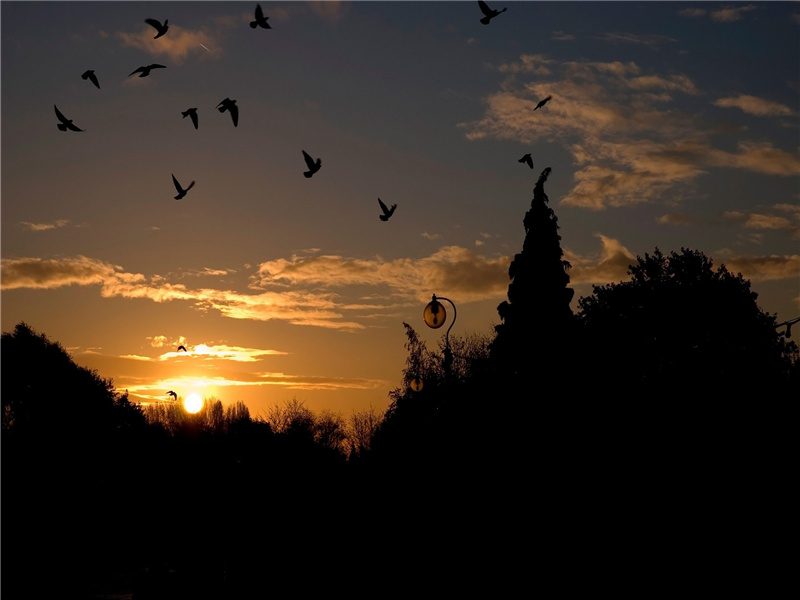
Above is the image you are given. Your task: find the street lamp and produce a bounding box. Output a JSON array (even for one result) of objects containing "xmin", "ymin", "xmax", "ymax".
[
  {"xmin": 776, "ymin": 316, "xmax": 800, "ymax": 338},
  {"xmin": 424, "ymin": 294, "xmax": 457, "ymax": 375}
]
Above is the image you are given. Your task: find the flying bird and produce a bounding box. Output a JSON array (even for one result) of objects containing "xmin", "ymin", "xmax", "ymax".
[
  {"xmin": 172, "ymin": 174, "xmax": 195, "ymax": 200},
  {"xmin": 167, "ymin": 390, "xmax": 177, "ymax": 401},
  {"xmin": 250, "ymin": 4, "xmax": 271, "ymax": 29},
  {"xmin": 518, "ymin": 153, "xmax": 533, "ymax": 169},
  {"xmin": 81, "ymin": 69, "xmax": 100, "ymax": 89},
  {"xmin": 129, "ymin": 64, "xmax": 166, "ymax": 78},
  {"xmin": 378, "ymin": 198, "xmax": 397, "ymax": 221},
  {"xmin": 145, "ymin": 18, "xmax": 169, "ymax": 39},
  {"xmin": 216, "ymin": 98, "xmax": 238, "ymax": 127},
  {"xmin": 534, "ymin": 95, "xmax": 552, "ymax": 111},
  {"xmin": 54, "ymin": 105, "xmax": 83, "ymax": 132},
  {"xmin": 177, "ymin": 345, "xmax": 187, "ymax": 352},
  {"xmin": 478, "ymin": 0, "xmax": 507, "ymax": 24},
  {"xmin": 302, "ymin": 150, "xmax": 321, "ymax": 178},
  {"xmin": 182, "ymin": 107, "xmax": 198, "ymax": 129}
]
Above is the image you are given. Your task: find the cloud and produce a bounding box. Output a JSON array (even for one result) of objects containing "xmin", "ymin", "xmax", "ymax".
[
  {"xmin": 148, "ymin": 335, "xmax": 169, "ymax": 348},
  {"xmin": 678, "ymin": 4, "xmax": 758, "ymax": 23},
  {"xmin": 458, "ymin": 54, "xmax": 799, "ymax": 210},
  {"xmin": 124, "ymin": 371, "xmax": 388, "ymax": 403},
  {"xmin": 657, "ymin": 213, "xmax": 701, "ymax": 226},
  {"xmin": 0, "ymin": 255, "xmax": 124, "ymax": 289},
  {"xmin": 250, "ymin": 246, "xmax": 511, "ymax": 303},
  {"xmin": 723, "ymin": 254, "xmax": 800, "ymax": 282},
  {"xmin": 19, "ymin": 219, "xmax": 70, "ymax": 232},
  {"xmin": 714, "ymin": 95, "xmax": 795, "ymax": 117},
  {"xmin": 117, "ymin": 23, "xmax": 221, "ymax": 63},
  {"xmin": 595, "ymin": 32, "xmax": 677, "ymax": 47},
  {"xmin": 157, "ymin": 343, "xmax": 286, "ymax": 362},
  {"xmin": 2, "ymin": 248, "xmax": 510, "ymax": 329},
  {"xmin": 550, "ymin": 31, "xmax": 575, "ymax": 41},
  {"xmin": 564, "ymin": 235, "xmax": 637, "ymax": 285},
  {"xmin": 724, "ymin": 208, "xmax": 800, "ymax": 238},
  {"xmin": 308, "ymin": 1, "xmax": 346, "ymax": 21},
  {"xmin": 710, "ymin": 4, "xmax": 758, "ymax": 22},
  {"xmin": 677, "ymin": 8, "xmax": 708, "ymax": 19}
]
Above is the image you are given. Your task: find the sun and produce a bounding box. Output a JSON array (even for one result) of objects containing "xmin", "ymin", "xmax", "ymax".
[{"xmin": 183, "ymin": 393, "xmax": 204, "ymax": 414}]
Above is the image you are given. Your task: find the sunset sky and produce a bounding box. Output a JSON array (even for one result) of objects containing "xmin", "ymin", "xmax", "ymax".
[{"xmin": 2, "ymin": 1, "xmax": 798, "ymax": 418}]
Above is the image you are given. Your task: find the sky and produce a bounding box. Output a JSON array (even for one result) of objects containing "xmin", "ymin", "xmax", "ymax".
[{"xmin": 2, "ymin": 1, "xmax": 798, "ymax": 418}]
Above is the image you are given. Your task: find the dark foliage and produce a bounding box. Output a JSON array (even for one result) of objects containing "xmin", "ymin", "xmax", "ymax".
[
  {"xmin": 577, "ymin": 247, "xmax": 798, "ymax": 399},
  {"xmin": 491, "ymin": 167, "xmax": 576, "ymax": 378}
]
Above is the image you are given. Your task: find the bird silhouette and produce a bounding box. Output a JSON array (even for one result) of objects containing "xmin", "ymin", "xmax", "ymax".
[
  {"xmin": 182, "ymin": 107, "xmax": 198, "ymax": 129},
  {"xmin": 518, "ymin": 153, "xmax": 533, "ymax": 169},
  {"xmin": 534, "ymin": 95, "xmax": 552, "ymax": 110},
  {"xmin": 378, "ymin": 198, "xmax": 397, "ymax": 221},
  {"xmin": 172, "ymin": 174, "xmax": 195, "ymax": 200},
  {"xmin": 177, "ymin": 345, "xmax": 187, "ymax": 352},
  {"xmin": 129, "ymin": 64, "xmax": 166, "ymax": 78},
  {"xmin": 250, "ymin": 4, "xmax": 271, "ymax": 29},
  {"xmin": 302, "ymin": 150, "xmax": 321, "ymax": 178},
  {"xmin": 145, "ymin": 18, "xmax": 169, "ymax": 39},
  {"xmin": 54, "ymin": 105, "xmax": 83, "ymax": 132},
  {"xmin": 478, "ymin": 0, "xmax": 507, "ymax": 24},
  {"xmin": 81, "ymin": 69, "xmax": 100, "ymax": 89},
  {"xmin": 167, "ymin": 390, "xmax": 177, "ymax": 401},
  {"xmin": 216, "ymin": 98, "xmax": 238, "ymax": 127}
]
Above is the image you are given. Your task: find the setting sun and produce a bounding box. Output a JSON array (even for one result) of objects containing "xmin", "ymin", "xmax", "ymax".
[{"xmin": 184, "ymin": 393, "xmax": 203, "ymax": 414}]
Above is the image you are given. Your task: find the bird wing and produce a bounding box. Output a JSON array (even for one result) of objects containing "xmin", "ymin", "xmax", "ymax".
[
  {"xmin": 230, "ymin": 104, "xmax": 238, "ymax": 126},
  {"xmin": 255, "ymin": 4, "xmax": 264, "ymax": 19},
  {"xmin": 378, "ymin": 198, "xmax": 390, "ymax": 214},
  {"xmin": 172, "ymin": 174, "xmax": 183, "ymax": 192},
  {"xmin": 89, "ymin": 73, "xmax": 99, "ymax": 88},
  {"xmin": 302, "ymin": 150, "xmax": 315, "ymax": 169},
  {"xmin": 190, "ymin": 112, "xmax": 198, "ymax": 128},
  {"xmin": 54, "ymin": 105, "xmax": 68, "ymax": 123},
  {"xmin": 129, "ymin": 66, "xmax": 144, "ymax": 76},
  {"xmin": 145, "ymin": 18, "xmax": 163, "ymax": 30},
  {"xmin": 66, "ymin": 121, "xmax": 83, "ymax": 132},
  {"xmin": 478, "ymin": 0, "xmax": 493, "ymax": 16},
  {"xmin": 150, "ymin": 64, "xmax": 166, "ymax": 69}
]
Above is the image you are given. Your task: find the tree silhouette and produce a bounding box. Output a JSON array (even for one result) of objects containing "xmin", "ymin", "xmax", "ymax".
[
  {"xmin": 577, "ymin": 247, "xmax": 798, "ymax": 399},
  {"xmin": 2, "ymin": 321, "xmax": 144, "ymax": 433},
  {"xmin": 490, "ymin": 167, "xmax": 576, "ymax": 379}
]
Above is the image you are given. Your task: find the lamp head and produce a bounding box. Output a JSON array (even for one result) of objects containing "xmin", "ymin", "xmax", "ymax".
[{"xmin": 424, "ymin": 294, "xmax": 446, "ymax": 329}]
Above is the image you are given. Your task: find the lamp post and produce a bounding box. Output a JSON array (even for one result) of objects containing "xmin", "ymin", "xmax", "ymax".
[
  {"xmin": 424, "ymin": 294, "xmax": 457, "ymax": 376},
  {"xmin": 776, "ymin": 316, "xmax": 800, "ymax": 338}
]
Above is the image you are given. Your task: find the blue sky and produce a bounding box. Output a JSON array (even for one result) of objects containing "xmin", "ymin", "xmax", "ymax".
[{"xmin": 2, "ymin": 1, "xmax": 798, "ymax": 416}]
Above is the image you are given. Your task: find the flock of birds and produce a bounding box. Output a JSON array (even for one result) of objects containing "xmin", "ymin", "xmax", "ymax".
[
  {"xmin": 53, "ymin": 2, "xmax": 550, "ymax": 227},
  {"xmin": 51, "ymin": 2, "xmax": 552, "ymax": 404}
]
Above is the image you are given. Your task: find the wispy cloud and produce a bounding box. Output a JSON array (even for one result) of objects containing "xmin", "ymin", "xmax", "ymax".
[
  {"xmin": 117, "ymin": 22, "xmax": 224, "ymax": 63},
  {"xmin": 595, "ymin": 32, "xmax": 677, "ymax": 47},
  {"xmin": 710, "ymin": 4, "xmax": 759, "ymax": 23},
  {"xmin": 156, "ymin": 343, "xmax": 286, "ymax": 362},
  {"xmin": 724, "ymin": 205, "xmax": 800, "ymax": 238},
  {"xmin": 2, "ymin": 248, "xmax": 511, "ymax": 329},
  {"xmin": 19, "ymin": 219, "xmax": 70, "ymax": 232},
  {"xmin": 678, "ymin": 5, "xmax": 759, "ymax": 22},
  {"xmin": 723, "ymin": 254, "xmax": 800, "ymax": 282},
  {"xmin": 250, "ymin": 247, "xmax": 511, "ymax": 303},
  {"xmin": 458, "ymin": 54, "xmax": 800, "ymax": 210},
  {"xmin": 714, "ymin": 94, "xmax": 795, "ymax": 117}
]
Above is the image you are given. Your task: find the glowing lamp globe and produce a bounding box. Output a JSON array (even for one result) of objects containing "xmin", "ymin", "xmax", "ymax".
[
  {"xmin": 410, "ymin": 377, "xmax": 424, "ymax": 392},
  {"xmin": 424, "ymin": 297, "xmax": 446, "ymax": 329}
]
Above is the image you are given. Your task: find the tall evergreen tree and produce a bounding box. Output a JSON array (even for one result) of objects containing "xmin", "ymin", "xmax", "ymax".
[{"xmin": 490, "ymin": 167, "xmax": 576, "ymax": 377}]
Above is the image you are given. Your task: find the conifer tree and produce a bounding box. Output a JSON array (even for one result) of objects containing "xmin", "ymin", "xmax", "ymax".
[{"xmin": 490, "ymin": 167, "xmax": 576, "ymax": 377}]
